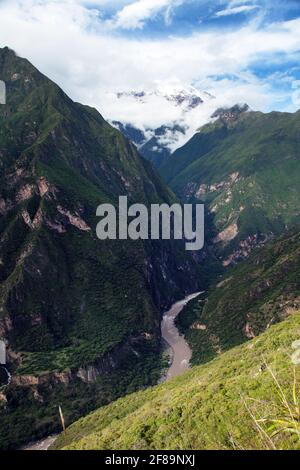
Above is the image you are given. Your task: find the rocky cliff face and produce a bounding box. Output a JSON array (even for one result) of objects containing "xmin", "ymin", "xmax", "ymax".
[{"xmin": 0, "ymin": 47, "xmax": 203, "ymax": 449}]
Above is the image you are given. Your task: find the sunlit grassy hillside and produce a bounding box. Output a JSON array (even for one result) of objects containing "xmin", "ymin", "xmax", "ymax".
[{"xmin": 53, "ymin": 311, "xmax": 300, "ymax": 450}]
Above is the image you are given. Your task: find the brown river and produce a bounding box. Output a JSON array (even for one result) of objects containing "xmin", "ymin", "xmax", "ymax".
[{"xmin": 161, "ymin": 292, "xmax": 201, "ymax": 380}]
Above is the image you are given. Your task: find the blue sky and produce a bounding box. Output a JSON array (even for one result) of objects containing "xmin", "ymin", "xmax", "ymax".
[
  {"xmin": 0, "ymin": 0, "xmax": 300, "ymax": 142},
  {"xmin": 94, "ymin": 0, "xmax": 300, "ymax": 37}
]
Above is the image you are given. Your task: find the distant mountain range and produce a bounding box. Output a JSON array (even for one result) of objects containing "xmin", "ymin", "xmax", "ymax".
[
  {"xmin": 112, "ymin": 85, "xmax": 215, "ymax": 167},
  {"xmin": 116, "ymin": 86, "xmax": 211, "ymax": 108}
]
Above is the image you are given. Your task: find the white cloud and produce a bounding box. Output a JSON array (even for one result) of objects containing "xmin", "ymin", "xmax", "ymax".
[
  {"xmin": 215, "ymin": 4, "xmax": 259, "ymax": 17},
  {"xmin": 0, "ymin": 0, "xmax": 299, "ymax": 150},
  {"xmin": 109, "ymin": 0, "xmax": 178, "ymax": 30},
  {"xmin": 228, "ymin": 0, "xmax": 256, "ymax": 5}
]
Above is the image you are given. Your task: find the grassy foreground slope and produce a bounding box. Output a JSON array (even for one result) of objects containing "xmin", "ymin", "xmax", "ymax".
[{"xmin": 54, "ymin": 311, "xmax": 300, "ymax": 450}]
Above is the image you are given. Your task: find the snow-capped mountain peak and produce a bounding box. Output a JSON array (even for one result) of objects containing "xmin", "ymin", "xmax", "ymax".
[{"xmin": 116, "ymin": 85, "xmax": 214, "ymax": 111}]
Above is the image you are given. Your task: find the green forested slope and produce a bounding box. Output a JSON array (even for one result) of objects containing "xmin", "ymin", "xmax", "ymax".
[
  {"xmin": 160, "ymin": 105, "xmax": 300, "ymax": 263},
  {"xmin": 177, "ymin": 231, "xmax": 300, "ymax": 365}
]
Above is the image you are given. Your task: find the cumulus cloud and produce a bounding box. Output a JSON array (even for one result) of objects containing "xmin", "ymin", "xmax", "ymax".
[
  {"xmin": 215, "ymin": 4, "xmax": 259, "ymax": 17},
  {"xmin": 109, "ymin": 0, "xmax": 179, "ymax": 29},
  {"xmin": 0, "ymin": 0, "xmax": 299, "ymax": 150}
]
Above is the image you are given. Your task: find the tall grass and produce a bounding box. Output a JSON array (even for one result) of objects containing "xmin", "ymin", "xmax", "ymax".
[{"xmin": 246, "ymin": 362, "xmax": 300, "ymax": 449}]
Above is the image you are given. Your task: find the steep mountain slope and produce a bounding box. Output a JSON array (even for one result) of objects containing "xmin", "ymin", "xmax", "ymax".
[
  {"xmin": 160, "ymin": 105, "xmax": 300, "ymax": 264},
  {"xmin": 53, "ymin": 311, "xmax": 300, "ymax": 450},
  {"xmin": 0, "ymin": 47, "xmax": 203, "ymax": 449},
  {"xmin": 177, "ymin": 230, "xmax": 300, "ymax": 365}
]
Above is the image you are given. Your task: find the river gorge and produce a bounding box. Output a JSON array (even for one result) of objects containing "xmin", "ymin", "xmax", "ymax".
[{"xmin": 161, "ymin": 292, "xmax": 201, "ymax": 380}]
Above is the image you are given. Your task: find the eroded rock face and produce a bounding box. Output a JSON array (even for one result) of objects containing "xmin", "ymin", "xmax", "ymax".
[
  {"xmin": 38, "ymin": 177, "xmax": 51, "ymax": 197},
  {"xmin": 10, "ymin": 369, "xmax": 72, "ymax": 388},
  {"xmin": 16, "ymin": 184, "xmax": 34, "ymax": 202},
  {"xmin": 193, "ymin": 172, "xmax": 241, "ymax": 201},
  {"xmin": 195, "ymin": 184, "xmax": 208, "ymax": 198},
  {"xmin": 32, "ymin": 207, "xmax": 43, "ymax": 229},
  {"xmin": 0, "ymin": 316, "xmax": 13, "ymax": 338},
  {"xmin": 190, "ymin": 322, "xmax": 207, "ymax": 330},
  {"xmin": 45, "ymin": 219, "xmax": 66, "ymax": 233},
  {"xmin": 211, "ymin": 104, "xmax": 250, "ymax": 123},
  {"xmin": 21, "ymin": 208, "xmax": 43, "ymax": 230},
  {"xmin": 0, "ymin": 393, "xmax": 7, "ymax": 404},
  {"xmin": 222, "ymin": 234, "xmax": 271, "ymax": 266},
  {"xmin": 11, "ymin": 375, "xmax": 39, "ymax": 387},
  {"xmin": 244, "ymin": 322, "xmax": 255, "ymax": 339},
  {"xmin": 57, "ymin": 206, "xmax": 91, "ymax": 232},
  {"xmin": 17, "ymin": 242, "xmax": 34, "ymax": 264},
  {"xmin": 21, "ymin": 209, "xmax": 32, "ymax": 228},
  {"xmin": 213, "ymin": 223, "xmax": 238, "ymax": 244}
]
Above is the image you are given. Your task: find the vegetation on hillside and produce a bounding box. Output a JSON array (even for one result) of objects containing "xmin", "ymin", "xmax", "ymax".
[
  {"xmin": 160, "ymin": 106, "xmax": 300, "ymax": 262},
  {"xmin": 53, "ymin": 311, "xmax": 300, "ymax": 450},
  {"xmin": 177, "ymin": 231, "xmax": 300, "ymax": 365},
  {"xmin": 2, "ymin": 47, "xmax": 300, "ymax": 452}
]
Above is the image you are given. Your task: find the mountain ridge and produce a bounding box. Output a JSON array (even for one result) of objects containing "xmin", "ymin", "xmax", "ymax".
[{"xmin": 160, "ymin": 105, "xmax": 300, "ymax": 265}]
